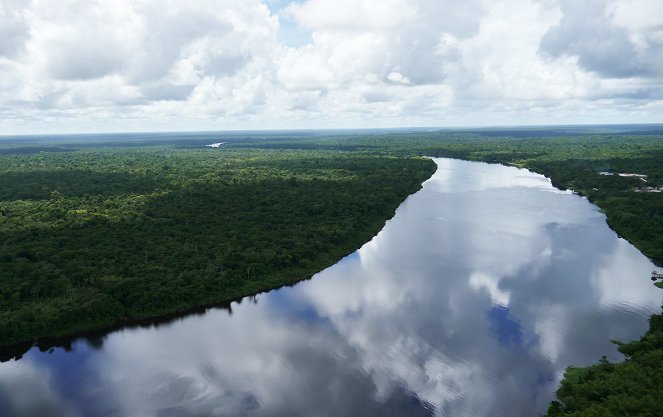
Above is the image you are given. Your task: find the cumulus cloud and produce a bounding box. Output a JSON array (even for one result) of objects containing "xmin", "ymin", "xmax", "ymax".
[
  {"xmin": 539, "ymin": 0, "xmax": 663, "ymax": 79},
  {"xmin": 0, "ymin": 0, "xmax": 662, "ymax": 133},
  {"xmin": 282, "ymin": 0, "xmax": 482, "ymax": 87},
  {"xmin": 0, "ymin": 0, "xmax": 30, "ymax": 58}
]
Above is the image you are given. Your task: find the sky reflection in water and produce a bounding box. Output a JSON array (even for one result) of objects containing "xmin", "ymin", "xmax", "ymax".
[{"xmin": 1, "ymin": 158, "xmax": 661, "ymax": 417}]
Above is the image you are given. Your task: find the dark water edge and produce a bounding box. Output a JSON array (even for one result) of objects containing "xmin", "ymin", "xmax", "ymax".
[
  {"xmin": 0, "ymin": 299, "xmax": 232, "ymax": 363},
  {"xmin": 0, "ymin": 266, "xmax": 346, "ymax": 363}
]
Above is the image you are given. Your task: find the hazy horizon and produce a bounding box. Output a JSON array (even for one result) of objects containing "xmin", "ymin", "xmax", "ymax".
[{"xmin": 3, "ymin": 122, "xmax": 663, "ymax": 140}]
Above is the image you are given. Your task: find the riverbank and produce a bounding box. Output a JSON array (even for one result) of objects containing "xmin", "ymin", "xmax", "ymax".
[
  {"xmin": 0, "ymin": 143, "xmax": 436, "ymax": 348},
  {"xmin": 545, "ymin": 285, "xmax": 663, "ymax": 416}
]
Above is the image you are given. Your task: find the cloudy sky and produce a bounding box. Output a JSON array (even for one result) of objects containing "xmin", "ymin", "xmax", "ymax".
[{"xmin": 1, "ymin": 0, "xmax": 662, "ymax": 134}]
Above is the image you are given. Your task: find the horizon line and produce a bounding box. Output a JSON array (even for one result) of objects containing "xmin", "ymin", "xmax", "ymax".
[{"xmin": 3, "ymin": 122, "xmax": 663, "ymax": 139}]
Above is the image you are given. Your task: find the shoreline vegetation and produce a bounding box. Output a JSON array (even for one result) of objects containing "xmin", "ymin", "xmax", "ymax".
[
  {"xmin": 1, "ymin": 127, "xmax": 662, "ymax": 413},
  {"xmin": 544, "ymin": 293, "xmax": 663, "ymax": 416},
  {"xmin": 0, "ymin": 145, "xmax": 436, "ymax": 349}
]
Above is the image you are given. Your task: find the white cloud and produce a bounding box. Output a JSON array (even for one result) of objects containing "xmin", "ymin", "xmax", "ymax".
[
  {"xmin": 0, "ymin": 0, "xmax": 30, "ymax": 58},
  {"xmin": 539, "ymin": 0, "xmax": 663, "ymax": 79},
  {"xmin": 283, "ymin": 0, "xmax": 415, "ymax": 31},
  {"xmin": 0, "ymin": 0, "xmax": 662, "ymax": 134}
]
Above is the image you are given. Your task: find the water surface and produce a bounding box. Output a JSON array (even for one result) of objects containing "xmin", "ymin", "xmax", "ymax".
[{"xmin": 1, "ymin": 158, "xmax": 660, "ymax": 417}]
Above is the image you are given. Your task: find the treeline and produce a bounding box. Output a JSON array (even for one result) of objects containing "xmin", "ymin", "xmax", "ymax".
[
  {"xmin": 0, "ymin": 145, "xmax": 435, "ymax": 346},
  {"xmin": 545, "ymin": 305, "xmax": 663, "ymax": 416}
]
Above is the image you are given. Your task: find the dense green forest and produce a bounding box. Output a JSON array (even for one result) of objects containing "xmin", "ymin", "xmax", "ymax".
[{"xmin": 0, "ymin": 143, "xmax": 435, "ymax": 346}]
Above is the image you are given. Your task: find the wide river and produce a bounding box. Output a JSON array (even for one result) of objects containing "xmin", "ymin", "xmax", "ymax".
[{"xmin": 1, "ymin": 158, "xmax": 661, "ymax": 417}]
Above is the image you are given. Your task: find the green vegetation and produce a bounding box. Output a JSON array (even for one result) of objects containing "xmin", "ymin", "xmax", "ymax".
[
  {"xmin": 0, "ymin": 143, "xmax": 435, "ymax": 346},
  {"xmin": 545, "ymin": 307, "xmax": 663, "ymax": 417}
]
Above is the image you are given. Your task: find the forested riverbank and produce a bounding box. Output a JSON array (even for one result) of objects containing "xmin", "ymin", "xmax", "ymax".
[
  {"xmin": 0, "ymin": 142, "xmax": 435, "ymax": 346},
  {"xmin": 545, "ymin": 298, "xmax": 663, "ymax": 416}
]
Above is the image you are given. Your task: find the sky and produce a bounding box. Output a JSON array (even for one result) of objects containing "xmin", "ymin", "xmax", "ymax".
[{"xmin": 1, "ymin": 0, "xmax": 662, "ymax": 134}]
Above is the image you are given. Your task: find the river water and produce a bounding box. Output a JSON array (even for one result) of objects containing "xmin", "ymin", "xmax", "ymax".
[{"xmin": 0, "ymin": 158, "xmax": 660, "ymax": 417}]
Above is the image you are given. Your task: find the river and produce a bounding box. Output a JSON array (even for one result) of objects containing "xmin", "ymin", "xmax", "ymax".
[{"xmin": 0, "ymin": 158, "xmax": 660, "ymax": 417}]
